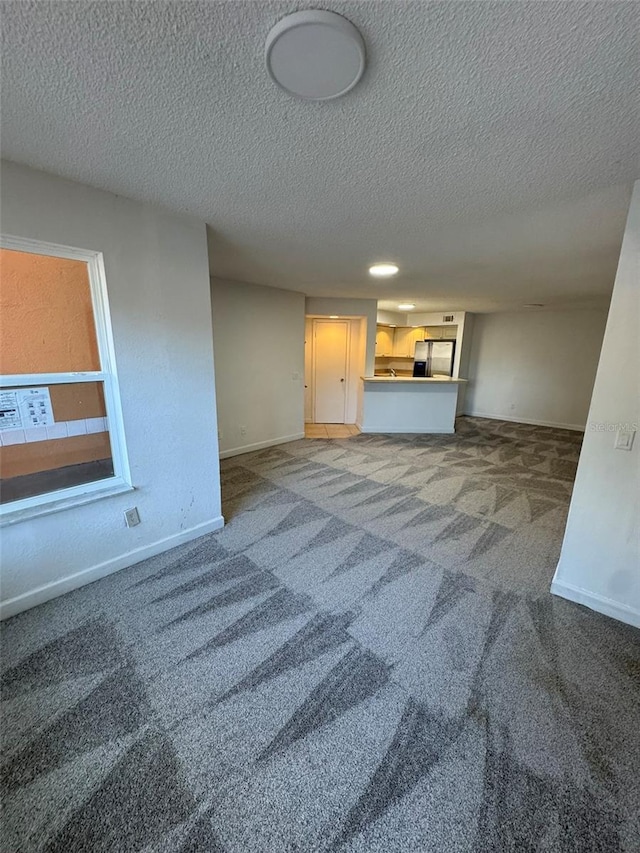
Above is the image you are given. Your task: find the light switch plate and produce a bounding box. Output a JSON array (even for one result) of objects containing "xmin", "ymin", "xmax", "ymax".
[{"xmin": 614, "ymin": 430, "xmax": 635, "ymax": 451}]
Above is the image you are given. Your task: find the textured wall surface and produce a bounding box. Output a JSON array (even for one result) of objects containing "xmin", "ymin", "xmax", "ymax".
[
  {"xmin": 2, "ymin": 1, "xmax": 638, "ymax": 312},
  {"xmin": 1, "ymin": 161, "xmax": 222, "ymax": 614},
  {"xmin": 552, "ymin": 180, "xmax": 640, "ymax": 627},
  {"xmin": 211, "ymin": 277, "xmax": 305, "ymax": 458},
  {"xmin": 465, "ymin": 308, "xmax": 609, "ymax": 430}
]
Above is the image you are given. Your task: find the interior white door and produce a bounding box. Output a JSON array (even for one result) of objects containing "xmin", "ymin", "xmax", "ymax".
[
  {"xmin": 313, "ymin": 320, "xmax": 348, "ymax": 423},
  {"xmin": 304, "ymin": 318, "xmax": 313, "ymax": 422}
]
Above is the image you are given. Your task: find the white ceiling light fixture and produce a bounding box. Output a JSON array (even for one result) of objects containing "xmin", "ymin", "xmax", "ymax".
[
  {"xmin": 398, "ymin": 303, "xmax": 415, "ymax": 310},
  {"xmin": 265, "ymin": 10, "xmax": 366, "ymax": 101},
  {"xmin": 369, "ymin": 263, "xmax": 399, "ymax": 278}
]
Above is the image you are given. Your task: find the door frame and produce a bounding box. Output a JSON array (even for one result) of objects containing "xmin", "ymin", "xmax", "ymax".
[{"xmin": 311, "ymin": 318, "xmax": 351, "ymax": 424}]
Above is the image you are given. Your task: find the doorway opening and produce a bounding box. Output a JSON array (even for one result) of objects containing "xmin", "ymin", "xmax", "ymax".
[{"xmin": 304, "ymin": 315, "xmax": 367, "ymax": 426}]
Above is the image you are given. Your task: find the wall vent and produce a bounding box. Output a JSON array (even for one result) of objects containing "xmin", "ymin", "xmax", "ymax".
[{"xmin": 442, "ymin": 314, "xmax": 455, "ymax": 323}]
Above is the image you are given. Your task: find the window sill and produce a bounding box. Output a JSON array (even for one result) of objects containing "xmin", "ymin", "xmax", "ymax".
[{"xmin": 0, "ymin": 478, "xmax": 135, "ymax": 526}]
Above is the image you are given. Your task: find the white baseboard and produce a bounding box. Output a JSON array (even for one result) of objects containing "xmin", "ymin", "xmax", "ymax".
[
  {"xmin": 464, "ymin": 411, "xmax": 585, "ymax": 432},
  {"xmin": 219, "ymin": 433, "xmax": 305, "ymax": 459},
  {"xmin": 0, "ymin": 516, "xmax": 225, "ymax": 620},
  {"xmin": 551, "ymin": 579, "xmax": 640, "ymax": 628}
]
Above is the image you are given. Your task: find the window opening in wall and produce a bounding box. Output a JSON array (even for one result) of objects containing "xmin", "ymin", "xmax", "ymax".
[{"xmin": 0, "ymin": 236, "xmax": 131, "ymax": 520}]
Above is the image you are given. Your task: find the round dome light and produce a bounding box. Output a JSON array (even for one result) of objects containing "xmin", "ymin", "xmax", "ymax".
[
  {"xmin": 398, "ymin": 303, "xmax": 415, "ymax": 310},
  {"xmin": 265, "ymin": 10, "xmax": 366, "ymax": 101},
  {"xmin": 369, "ymin": 263, "xmax": 399, "ymax": 277}
]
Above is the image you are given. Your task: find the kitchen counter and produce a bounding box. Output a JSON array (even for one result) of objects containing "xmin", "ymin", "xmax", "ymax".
[
  {"xmin": 365, "ymin": 376, "xmax": 467, "ymax": 384},
  {"xmin": 358, "ymin": 376, "xmax": 467, "ymax": 434}
]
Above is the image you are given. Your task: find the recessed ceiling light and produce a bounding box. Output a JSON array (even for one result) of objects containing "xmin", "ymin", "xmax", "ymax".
[
  {"xmin": 329, "ymin": 315, "xmax": 339, "ymax": 318},
  {"xmin": 369, "ymin": 263, "xmax": 399, "ymax": 277},
  {"xmin": 265, "ymin": 10, "xmax": 366, "ymax": 101},
  {"xmin": 398, "ymin": 303, "xmax": 415, "ymax": 310},
  {"xmin": 524, "ymin": 303, "xmax": 544, "ymax": 308},
  {"xmin": 389, "ymin": 324, "xmax": 397, "ymax": 327}
]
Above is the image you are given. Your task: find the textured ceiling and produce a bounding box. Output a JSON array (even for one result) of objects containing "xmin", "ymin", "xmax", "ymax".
[{"xmin": 2, "ymin": 1, "xmax": 639, "ymax": 312}]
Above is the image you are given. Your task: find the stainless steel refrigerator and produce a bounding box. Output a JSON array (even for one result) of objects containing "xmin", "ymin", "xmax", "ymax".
[{"xmin": 413, "ymin": 340, "xmax": 456, "ymax": 377}]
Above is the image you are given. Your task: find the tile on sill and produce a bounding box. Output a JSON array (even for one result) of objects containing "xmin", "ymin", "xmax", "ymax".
[
  {"xmin": 1, "ymin": 429, "xmax": 26, "ymax": 446},
  {"xmin": 85, "ymin": 417, "xmax": 106, "ymax": 434},
  {"xmin": 46, "ymin": 423, "xmax": 69, "ymax": 440},
  {"xmin": 66, "ymin": 419, "xmax": 88, "ymax": 437},
  {"xmin": 24, "ymin": 427, "xmax": 48, "ymax": 443}
]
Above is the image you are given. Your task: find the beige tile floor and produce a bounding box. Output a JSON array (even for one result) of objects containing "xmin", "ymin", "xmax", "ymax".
[{"xmin": 304, "ymin": 423, "xmax": 360, "ymax": 439}]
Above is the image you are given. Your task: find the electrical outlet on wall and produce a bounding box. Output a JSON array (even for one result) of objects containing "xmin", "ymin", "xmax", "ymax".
[
  {"xmin": 614, "ymin": 430, "xmax": 636, "ymax": 451},
  {"xmin": 239, "ymin": 425, "xmax": 247, "ymax": 436},
  {"xmin": 124, "ymin": 507, "xmax": 141, "ymax": 528}
]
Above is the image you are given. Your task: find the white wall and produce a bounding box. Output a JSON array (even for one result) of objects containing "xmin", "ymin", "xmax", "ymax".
[
  {"xmin": 361, "ymin": 382, "xmax": 460, "ymax": 434},
  {"xmin": 304, "ymin": 317, "xmax": 313, "ymax": 422},
  {"xmin": 455, "ymin": 312, "xmax": 475, "ymax": 414},
  {"xmin": 465, "ymin": 307, "xmax": 609, "ymax": 430},
  {"xmin": 346, "ymin": 318, "xmax": 366, "ymax": 423},
  {"xmin": 1, "ymin": 161, "xmax": 222, "ymax": 617},
  {"xmin": 552, "ymin": 182, "xmax": 640, "ymax": 627},
  {"xmin": 211, "ymin": 278, "xmax": 305, "ymax": 457},
  {"xmin": 377, "ymin": 309, "xmax": 406, "ymax": 325}
]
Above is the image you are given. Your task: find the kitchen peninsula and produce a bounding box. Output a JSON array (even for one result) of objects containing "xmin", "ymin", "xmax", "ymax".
[
  {"xmin": 360, "ymin": 310, "xmax": 474, "ymax": 433},
  {"xmin": 358, "ymin": 376, "xmax": 467, "ymax": 434}
]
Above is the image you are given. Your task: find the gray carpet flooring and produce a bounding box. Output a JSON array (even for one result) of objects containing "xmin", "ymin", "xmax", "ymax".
[{"xmin": 2, "ymin": 416, "xmax": 639, "ymax": 852}]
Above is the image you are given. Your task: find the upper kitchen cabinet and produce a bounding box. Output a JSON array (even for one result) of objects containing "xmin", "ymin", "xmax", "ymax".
[
  {"xmin": 375, "ymin": 325, "xmax": 395, "ymax": 357},
  {"xmin": 424, "ymin": 324, "xmax": 458, "ymax": 340},
  {"xmin": 392, "ymin": 326, "xmax": 426, "ymax": 357},
  {"xmin": 409, "ymin": 326, "xmax": 428, "ymax": 355}
]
